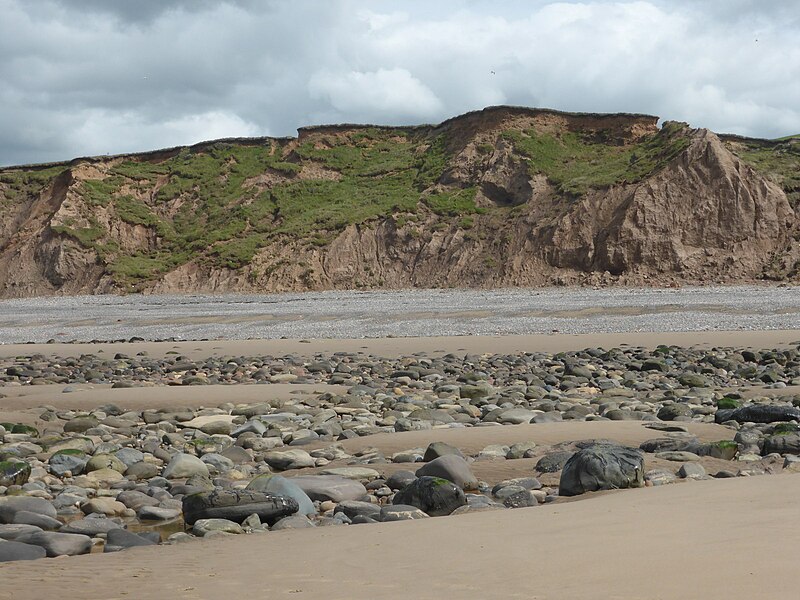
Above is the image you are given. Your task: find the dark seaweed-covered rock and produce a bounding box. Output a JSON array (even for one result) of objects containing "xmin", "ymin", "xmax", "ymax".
[
  {"xmin": 762, "ymin": 432, "xmax": 800, "ymax": 455},
  {"xmin": 392, "ymin": 476, "xmax": 466, "ymax": 516},
  {"xmin": 182, "ymin": 489, "xmax": 298, "ymax": 526},
  {"xmin": 559, "ymin": 444, "xmax": 644, "ymax": 497},
  {"xmin": 639, "ymin": 437, "xmax": 702, "ymax": 454},
  {"xmin": 717, "ymin": 404, "xmax": 800, "ymax": 424}
]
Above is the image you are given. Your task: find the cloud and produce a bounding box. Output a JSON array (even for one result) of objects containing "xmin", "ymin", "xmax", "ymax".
[
  {"xmin": 1, "ymin": 0, "xmax": 799, "ymax": 166},
  {"xmin": 308, "ymin": 68, "xmax": 443, "ymax": 121}
]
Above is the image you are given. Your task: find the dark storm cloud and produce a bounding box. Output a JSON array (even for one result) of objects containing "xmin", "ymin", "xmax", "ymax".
[{"xmin": 1, "ymin": 0, "xmax": 798, "ymax": 166}]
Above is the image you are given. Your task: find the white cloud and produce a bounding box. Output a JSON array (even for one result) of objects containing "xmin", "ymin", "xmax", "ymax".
[
  {"xmin": 308, "ymin": 68, "xmax": 443, "ymax": 121},
  {"xmin": 71, "ymin": 110, "xmax": 263, "ymax": 157},
  {"xmin": 1, "ymin": 0, "xmax": 799, "ymax": 165}
]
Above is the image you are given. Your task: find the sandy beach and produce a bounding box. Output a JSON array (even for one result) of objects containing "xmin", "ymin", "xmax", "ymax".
[
  {"xmin": 1, "ymin": 466, "xmax": 797, "ymax": 600},
  {"xmin": 2, "ymin": 329, "xmax": 799, "ymax": 599}
]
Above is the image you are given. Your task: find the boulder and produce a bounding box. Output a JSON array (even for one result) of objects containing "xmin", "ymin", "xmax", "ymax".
[
  {"xmin": 48, "ymin": 451, "xmax": 88, "ymax": 476},
  {"xmin": 14, "ymin": 531, "xmax": 92, "ymax": 557},
  {"xmin": 246, "ymin": 475, "xmax": 316, "ymax": 516},
  {"xmin": 11, "ymin": 511, "xmax": 61, "ymax": 530},
  {"xmin": 559, "ymin": 444, "xmax": 645, "ymax": 497},
  {"xmin": 0, "ymin": 461, "xmax": 31, "ymax": 487},
  {"xmin": 0, "ymin": 497, "xmax": 57, "ymax": 524},
  {"xmin": 535, "ymin": 451, "xmax": 574, "ymax": 473},
  {"xmin": 162, "ymin": 453, "xmax": 209, "ymax": 479},
  {"xmin": 271, "ymin": 515, "xmax": 316, "ymax": 530},
  {"xmin": 84, "ymin": 453, "xmax": 127, "ymax": 474},
  {"xmin": 717, "ymin": 404, "xmax": 800, "ymax": 424},
  {"xmin": 0, "ymin": 524, "xmax": 42, "ymax": 540},
  {"xmin": 104, "ymin": 528, "xmax": 157, "ymax": 552},
  {"xmin": 81, "ymin": 497, "xmax": 127, "ymax": 516},
  {"xmin": 385, "ymin": 470, "xmax": 417, "ymax": 491},
  {"xmin": 415, "ymin": 455, "xmax": 478, "ymax": 490},
  {"xmin": 379, "ymin": 505, "xmax": 430, "ymax": 522},
  {"xmin": 289, "ymin": 475, "xmax": 367, "ymax": 503},
  {"xmin": 762, "ymin": 433, "xmax": 800, "ymax": 455},
  {"xmin": 392, "ymin": 476, "xmax": 467, "ymax": 516},
  {"xmin": 262, "ymin": 449, "xmax": 316, "ymax": 470},
  {"xmin": 60, "ymin": 518, "xmax": 122, "ymax": 536},
  {"xmin": 138, "ymin": 506, "xmax": 181, "ymax": 521},
  {"xmin": 422, "ymin": 442, "xmax": 464, "ymax": 462},
  {"xmin": 192, "ymin": 518, "xmax": 243, "ymax": 536},
  {"xmin": 0, "ymin": 540, "xmax": 47, "ymax": 562},
  {"xmin": 333, "ymin": 500, "xmax": 381, "ymax": 520},
  {"xmin": 182, "ymin": 489, "xmax": 298, "ymax": 526}
]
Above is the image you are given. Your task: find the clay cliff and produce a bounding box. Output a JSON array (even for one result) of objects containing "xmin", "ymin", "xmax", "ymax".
[{"xmin": 0, "ymin": 106, "xmax": 797, "ymax": 297}]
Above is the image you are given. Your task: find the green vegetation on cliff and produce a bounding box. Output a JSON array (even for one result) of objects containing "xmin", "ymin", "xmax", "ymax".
[
  {"xmin": 501, "ymin": 121, "xmax": 690, "ymax": 196},
  {"xmin": 726, "ymin": 137, "xmax": 800, "ymax": 208}
]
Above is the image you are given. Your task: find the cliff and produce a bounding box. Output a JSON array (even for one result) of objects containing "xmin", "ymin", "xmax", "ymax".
[{"xmin": 0, "ymin": 106, "xmax": 797, "ymax": 297}]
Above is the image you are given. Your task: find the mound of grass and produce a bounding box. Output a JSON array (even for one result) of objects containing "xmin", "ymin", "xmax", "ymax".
[
  {"xmin": 727, "ymin": 138, "xmax": 800, "ymax": 209},
  {"xmin": 114, "ymin": 196, "xmax": 159, "ymax": 226},
  {"xmin": 502, "ymin": 121, "xmax": 691, "ymax": 197}
]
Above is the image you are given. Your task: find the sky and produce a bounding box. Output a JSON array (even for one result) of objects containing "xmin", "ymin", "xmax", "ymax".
[{"xmin": 1, "ymin": 0, "xmax": 799, "ymax": 166}]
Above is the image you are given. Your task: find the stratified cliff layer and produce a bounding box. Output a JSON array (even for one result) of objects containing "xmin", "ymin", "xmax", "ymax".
[{"xmin": 0, "ymin": 106, "xmax": 797, "ymax": 297}]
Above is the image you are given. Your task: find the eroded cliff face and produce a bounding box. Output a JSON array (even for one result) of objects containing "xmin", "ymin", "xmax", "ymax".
[{"xmin": 0, "ymin": 106, "xmax": 797, "ymax": 297}]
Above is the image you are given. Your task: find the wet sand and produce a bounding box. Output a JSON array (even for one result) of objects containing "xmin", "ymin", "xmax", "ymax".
[{"xmin": 2, "ymin": 328, "xmax": 799, "ymax": 360}]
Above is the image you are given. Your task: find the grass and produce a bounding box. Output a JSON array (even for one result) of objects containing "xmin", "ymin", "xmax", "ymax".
[
  {"xmin": 114, "ymin": 196, "xmax": 159, "ymax": 226},
  {"xmin": 0, "ymin": 166, "xmax": 65, "ymax": 208},
  {"xmin": 424, "ymin": 187, "xmax": 480, "ymax": 216},
  {"xmin": 50, "ymin": 217, "xmax": 106, "ymax": 248},
  {"xmin": 727, "ymin": 138, "xmax": 800, "ymax": 209},
  {"xmin": 502, "ymin": 121, "xmax": 691, "ymax": 197}
]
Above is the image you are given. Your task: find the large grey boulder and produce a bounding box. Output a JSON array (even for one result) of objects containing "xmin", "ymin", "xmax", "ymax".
[
  {"xmin": 0, "ymin": 524, "xmax": 42, "ymax": 540},
  {"xmin": 392, "ymin": 476, "xmax": 466, "ymax": 516},
  {"xmin": 182, "ymin": 489, "xmax": 298, "ymax": 526},
  {"xmin": 415, "ymin": 455, "xmax": 478, "ymax": 490},
  {"xmin": 289, "ymin": 475, "xmax": 367, "ymax": 503},
  {"xmin": 0, "ymin": 497, "xmax": 57, "ymax": 524},
  {"xmin": 246, "ymin": 475, "xmax": 316, "ymax": 516},
  {"xmin": 104, "ymin": 528, "xmax": 158, "ymax": 553},
  {"xmin": 162, "ymin": 453, "xmax": 209, "ymax": 479},
  {"xmin": 0, "ymin": 540, "xmax": 47, "ymax": 562},
  {"xmin": 422, "ymin": 442, "xmax": 464, "ymax": 462},
  {"xmin": 48, "ymin": 451, "xmax": 88, "ymax": 476},
  {"xmin": 559, "ymin": 444, "xmax": 645, "ymax": 497},
  {"xmin": 14, "ymin": 531, "xmax": 92, "ymax": 557},
  {"xmin": 262, "ymin": 449, "xmax": 316, "ymax": 470},
  {"xmin": 60, "ymin": 518, "xmax": 122, "ymax": 536}
]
